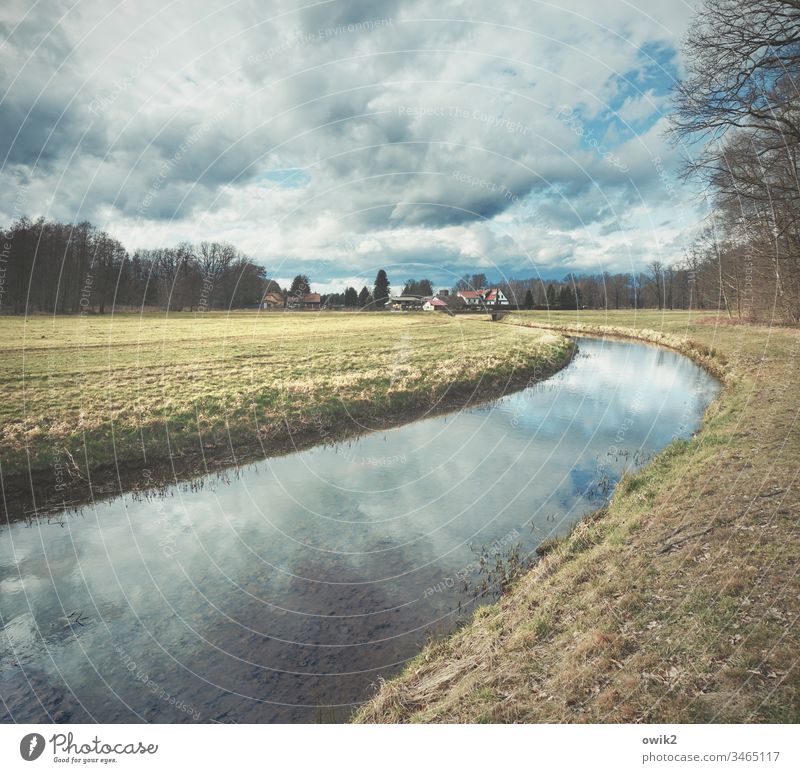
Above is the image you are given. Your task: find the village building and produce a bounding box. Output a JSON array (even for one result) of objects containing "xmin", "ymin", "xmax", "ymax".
[
  {"xmin": 456, "ymin": 290, "xmax": 484, "ymax": 307},
  {"xmin": 287, "ymin": 292, "xmax": 322, "ymax": 310},
  {"xmin": 456, "ymin": 287, "xmax": 510, "ymax": 308},
  {"xmin": 386, "ymin": 294, "xmax": 425, "ymax": 311},
  {"xmin": 482, "ymin": 288, "xmax": 509, "ymax": 305},
  {"xmin": 260, "ymin": 291, "xmax": 285, "ymax": 310},
  {"xmin": 423, "ymin": 297, "xmax": 449, "ymax": 311}
]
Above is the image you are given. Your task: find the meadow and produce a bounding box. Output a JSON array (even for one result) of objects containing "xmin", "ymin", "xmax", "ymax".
[
  {"xmin": 0, "ymin": 311, "xmax": 570, "ymax": 509},
  {"xmin": 357, "ymin": 309, "xmax": 800, "ymax": 723}
]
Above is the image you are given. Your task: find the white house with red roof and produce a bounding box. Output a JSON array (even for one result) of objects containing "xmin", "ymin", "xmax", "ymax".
[
  {"xmin": 482, "ymin": 288, "xmax": 509, "ymax": 305},
  {"xmin": 456, "ymin": 290, "xmax": 484, "ymax": 306},
  {"xmin": 423, "ymin": 297, "xmax": 449, "ymax": 311},
  {"xmin": 456, "ymin": 288, "xmax": 509, "ymax": 307}
]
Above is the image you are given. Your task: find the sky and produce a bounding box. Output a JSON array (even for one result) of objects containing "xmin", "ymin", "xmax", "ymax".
[{"xmin": 0, "ymin": 0, "xmax": 705, "ymax": 293}]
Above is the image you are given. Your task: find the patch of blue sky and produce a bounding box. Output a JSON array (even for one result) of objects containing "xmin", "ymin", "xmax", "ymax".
[
  {"xmin": 558, "ymin": 42, "xmax": 679, "ymax": 150},
  {"xmin": 258, "ymin": 168, "xmax": 311, "ymax": 189},
  {"xmin": 601, "ymin": 42, "xmax": 680, "ymax": 138},
  {"xmin": 625, "ymin": 41, "xmax": 680, "ymax": 92}
]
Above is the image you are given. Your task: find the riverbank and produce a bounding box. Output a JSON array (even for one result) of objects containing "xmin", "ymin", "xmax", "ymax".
[
  {"xmin": 0, "ymin": 312, "xmax": 572, "ymax": 517},
  {"xmin": 356, "ymin": 310, "xmax": 800, "ymax": 723}
]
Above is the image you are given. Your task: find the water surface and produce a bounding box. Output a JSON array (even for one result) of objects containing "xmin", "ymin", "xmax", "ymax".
[{"xmin": 0, "ymin": 336, "xmax": 720, "ymax": 722}]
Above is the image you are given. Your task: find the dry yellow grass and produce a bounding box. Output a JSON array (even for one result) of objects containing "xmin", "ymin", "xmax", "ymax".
[
  {"xmin": 0, "ymin": 311, "xmax": 571, "ymax": 510},
  {"xmin": 355, "ymin": 310, "xmax": 800, "ymax": 723}
]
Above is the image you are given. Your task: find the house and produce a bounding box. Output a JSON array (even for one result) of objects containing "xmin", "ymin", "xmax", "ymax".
[
  {"xmin": 482, "ymin": 288, "xmax": 509, "ymax": 305},
  {"xmin": 456, "ymin": 290, "xmax": 485, "ymax": 307},
  {"xmin": 456, "ymin": 287, "xmax": 510, "ymax": 309},
  {"xmin": 386, "ymin": 294, "xmax": 425, "ymax": 311},
  {"xmin": 299, "ymin": 292, "xmax": 321, "ymax": 309},
  {"xmin": 423, "ymin": 297, "xmax": 449, "ymax": 311},
  {"xmin": 261, "ymin": 291, "xmax": 285, "ymax": 310},
  {"xmin": 287, "ymin": 292, "xmax": 321, "ymax": 310}
]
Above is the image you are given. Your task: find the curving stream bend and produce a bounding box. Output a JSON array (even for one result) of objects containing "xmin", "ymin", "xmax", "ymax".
[{"xmin": 0, "ymin": 336, "xmax": 720, "ymax": 723}]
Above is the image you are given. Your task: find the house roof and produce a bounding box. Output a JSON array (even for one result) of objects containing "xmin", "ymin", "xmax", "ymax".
[
  {"xmin": 302, "ymin": 293, "xmax": 321, "ymax": 303},
  {"xmin": 483, "ymin": 288, "xmax": 503, "ymax": 300},
  {"xmin": 457, "ymin": 290, "xmax": 483, "ymax": 298},
  {"xmin": 427, "ymin": 297, "xmax": 448, "ymax": 306}
]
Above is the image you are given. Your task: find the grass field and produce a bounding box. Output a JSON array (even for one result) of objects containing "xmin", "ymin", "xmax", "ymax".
[
  {"xmin": 356, "ymin": 310, "xmax": 800, "ymax": 723},
  {"xmin": 0, "ymin": 311, "xmax": 570, "ymax": 509}
]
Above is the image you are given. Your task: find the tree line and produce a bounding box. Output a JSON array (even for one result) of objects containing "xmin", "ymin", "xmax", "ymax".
[
  {"xmin": 0, "ymin": 217, "xmax": 707, "ymax": 315},
  {"xmin": 0, "ymin": 217, "xmax": 267, "ymax": 314},
  {"xmin": 670, "ymin": 0, "xmax": 800, "ymax": 324},
  {"xmin": 499, "ymin": 264, "xmax": 697, "ymax": 310},
  {"xmin": 442, "ymin": 268, "xmax": 694, "ymax": 310},
  {"xmin": 323, "ymin": 266, "xmax": 700, "ymax": 310},
  {"xmin": 0, "ymin": 219, "xmax": 404, "ymax": 315}
]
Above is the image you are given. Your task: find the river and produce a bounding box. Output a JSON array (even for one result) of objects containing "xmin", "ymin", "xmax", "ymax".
[{"xmin": 0, "ymin": 336, "xmax": 720, "ymax": 722}]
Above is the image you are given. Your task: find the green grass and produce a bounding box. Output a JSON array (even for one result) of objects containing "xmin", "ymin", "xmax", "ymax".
[
  {"xmin": 0, "ymin": 311, "xmax": 571, "ymax": 504},
  {"xmin": 355, "ymin": 309, "xmax": 800, "ymax": 724}
]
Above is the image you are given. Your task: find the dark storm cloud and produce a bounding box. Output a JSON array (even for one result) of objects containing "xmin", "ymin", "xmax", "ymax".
[
  {"xmin": 297, "ymin": 0, "xmax": 402, "ymax": 31},
  {"xmin": 0, "ymin": 95, "xmax": 94, "ymax": 166},
  {"xmin": 0, "ymin": 8, "xmax": 106, "ymax": 169}
]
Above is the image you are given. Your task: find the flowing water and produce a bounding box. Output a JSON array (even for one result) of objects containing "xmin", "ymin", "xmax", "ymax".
[{"xmin": 0, "ymin": 336, "xmax": 720, "ymax": 723}]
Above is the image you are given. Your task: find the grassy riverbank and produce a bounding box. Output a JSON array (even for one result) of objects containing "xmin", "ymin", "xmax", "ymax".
[
  {"xmin": 356, "ymin": 310, "xmax": 800, "ymax": 723},
  {"xmin": 0, "ymin": 312, "xmax": 571, "ymax": 512}
]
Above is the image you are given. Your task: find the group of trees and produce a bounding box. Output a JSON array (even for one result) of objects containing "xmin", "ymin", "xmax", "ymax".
[
  {"xmin": 671, "ymin": 0, "xmax": 800, "ymax": 323},
  {"xmin": 402, "ymin": 278, "xmax": 433, "ymax": 296},
  {"xmin": 321, "ymin": 286, "xmax": 372, "ymax": 308},
  {"xmin": 0, "ymin": 218, "xmax": 268, "ymax": 314},
  {"xmin": 319, "ymin": 269, "xmax": 390, "ymax": 309},
  {"xmin": 1, "ymin": 218, "xmax": 128, "ymax": 314},
  {"xmin": 288, "ymin": 274, "xmax": 311, "ymax": 296},
  {"xmin": 500, "ymin": 264, "xmax": 697, "ymax": 310},
  {"xmin": 455, "ymin": 274, "xmax": 490, "ymax": 293},
  {"xmin": 134, "ymin": 241, "xmax": 267, "ymax": 312},
  {"xmin": 0, "ymin": 225, "xmax": 398, "ymax": 314},
  {"xmin": 0, "ymin": 213, "xmax": 765, "ymax": 316},
  {"xmin": 442, "ymin": 267, "xmax": 694, "ymax": 310},
  {"xmin": 321, "ymin": 266, "xmax": 701, "ymax": 311}
]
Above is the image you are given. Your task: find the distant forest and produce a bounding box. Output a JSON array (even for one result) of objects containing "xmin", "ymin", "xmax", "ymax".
[
  {"xmin": 0, "ymin": 216, "xmax": 700, "ymax": 315},
  {"xmin": 0, "ymin": 218, "xmax": 267, "ymax": 314},
  {"xmin": 0, "ymin": 209, "xmax": 794, "ymax": 320}
]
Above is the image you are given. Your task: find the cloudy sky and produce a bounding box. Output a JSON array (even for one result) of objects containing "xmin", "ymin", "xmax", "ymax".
[{"xmin": 1, "ymin": 0, "xmax": 704, "ymax": 291}]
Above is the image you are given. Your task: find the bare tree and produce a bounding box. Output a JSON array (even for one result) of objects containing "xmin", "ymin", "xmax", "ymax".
[
  {"xmin": 647, "ymin": 261, "xmax": 665, "ymax": 310},
  {"xmin": 670, "ymin": 0, "xmax": 800, "ymax": 322}
]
